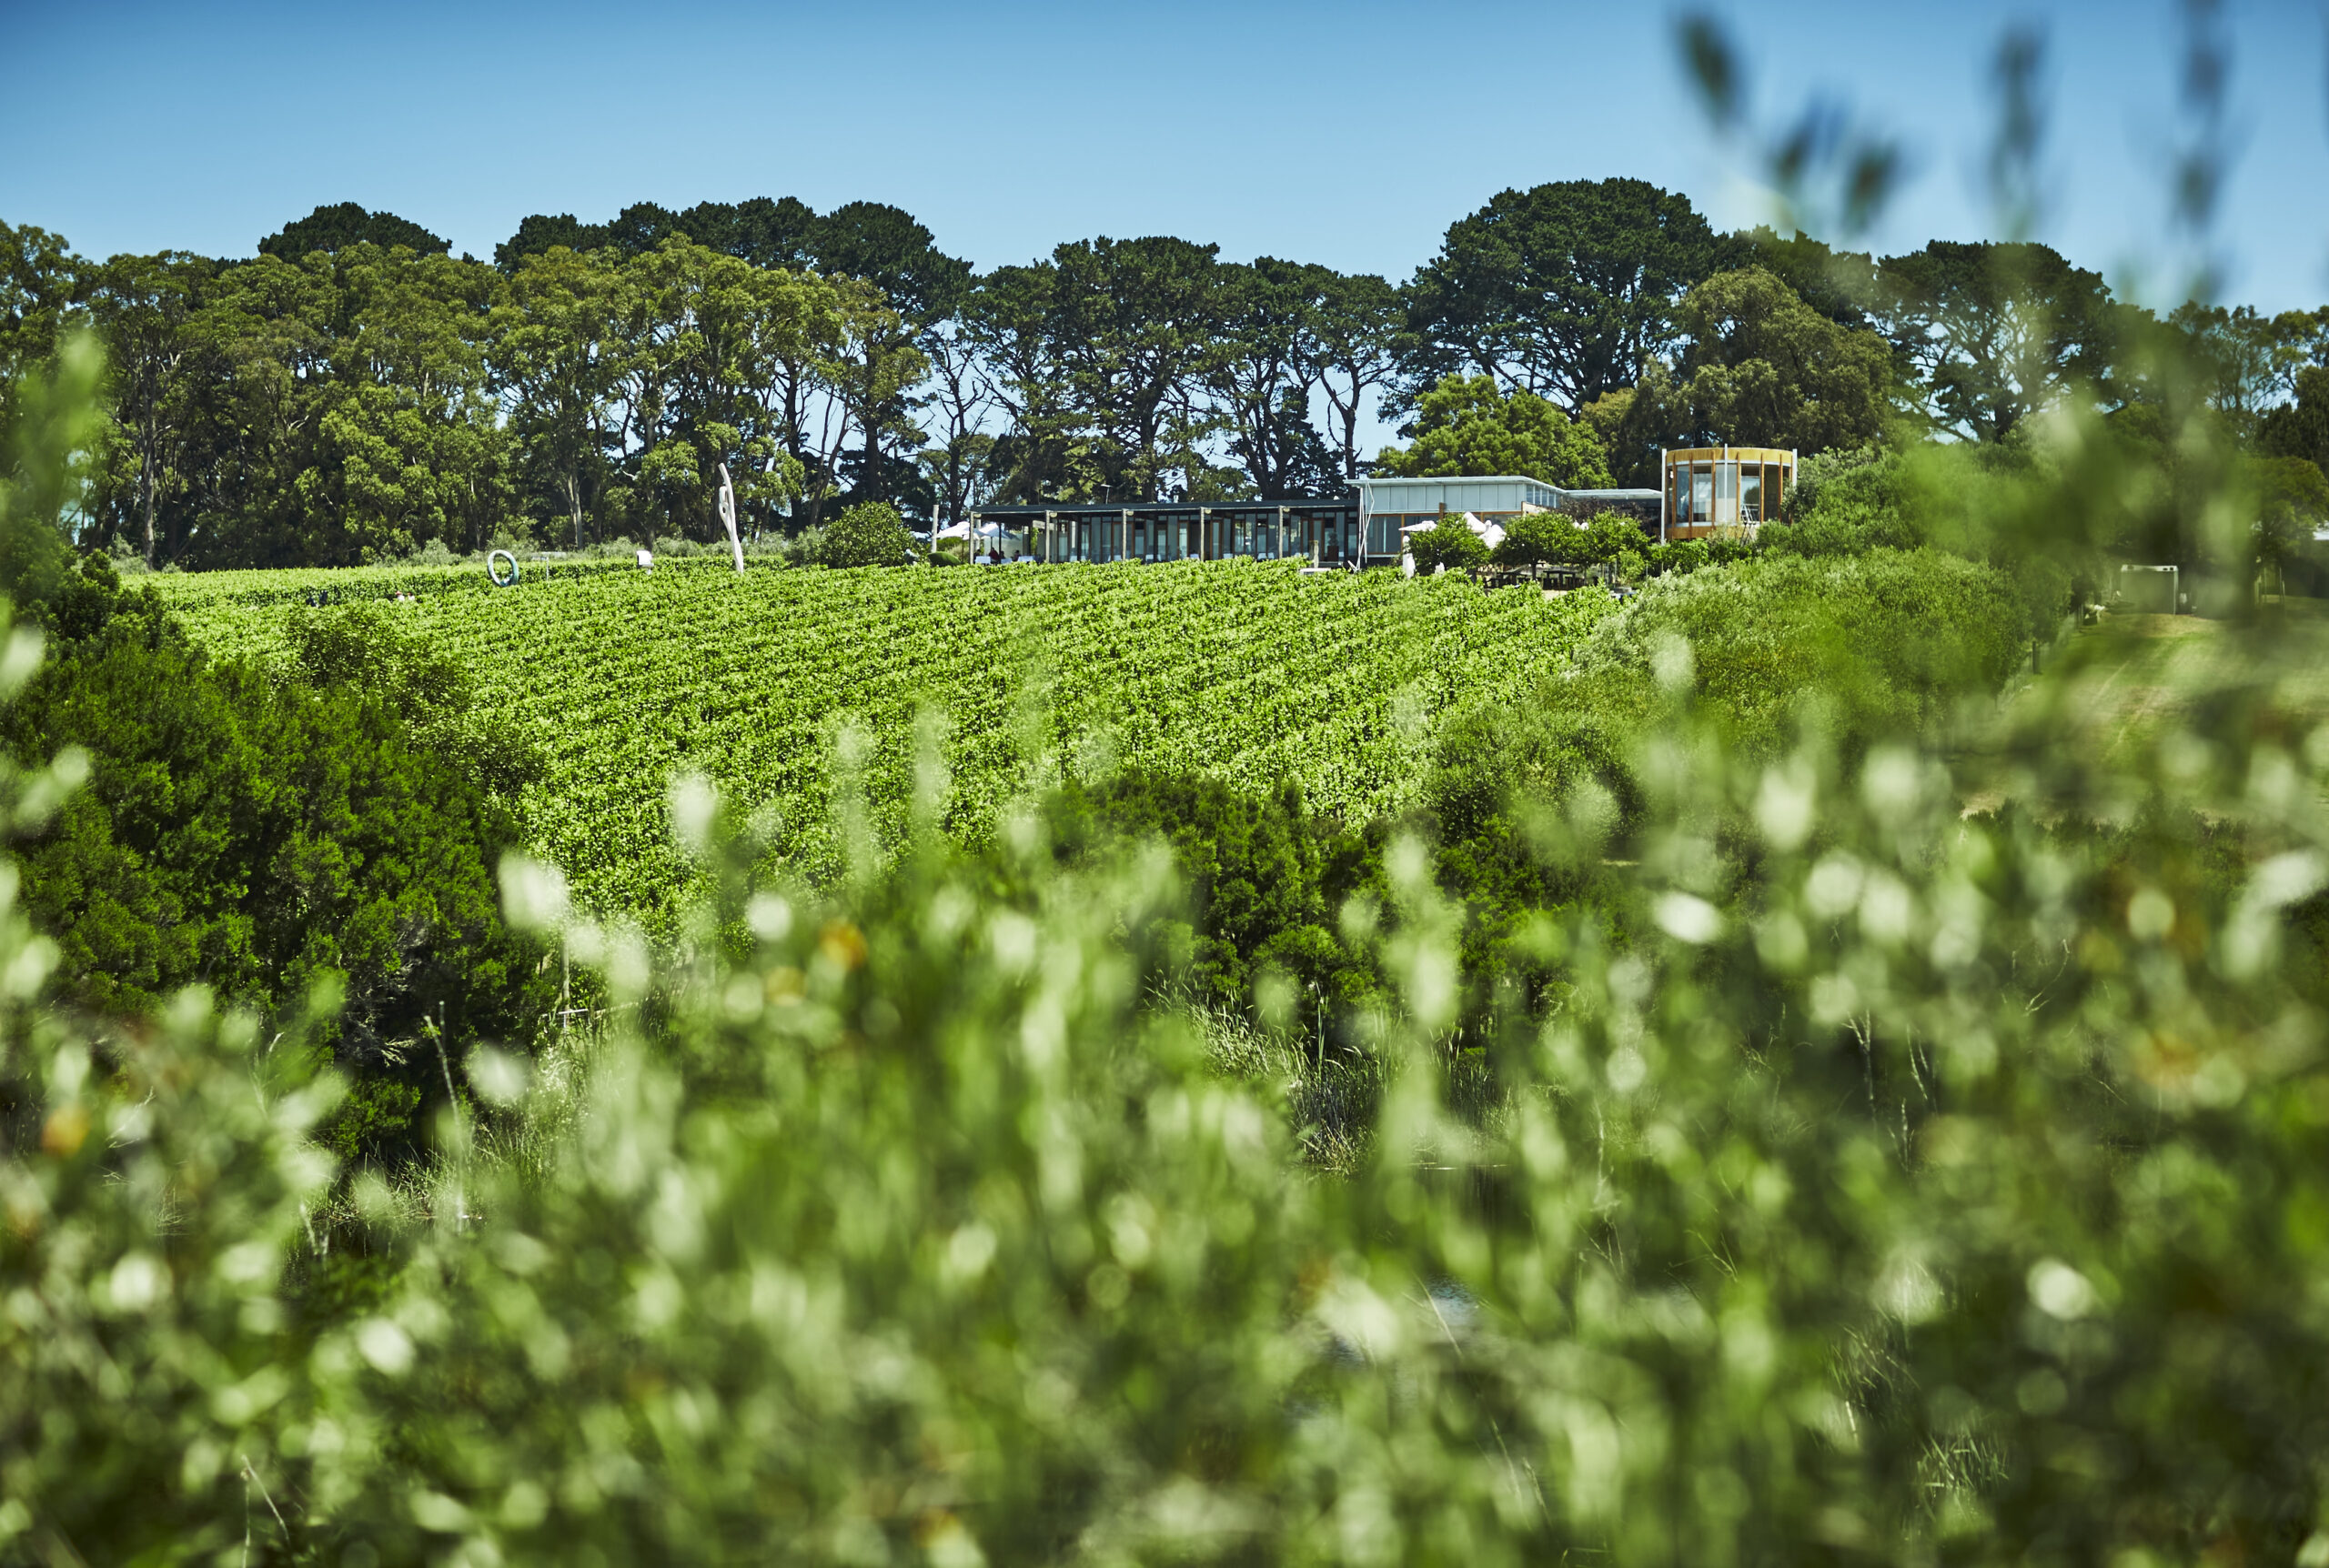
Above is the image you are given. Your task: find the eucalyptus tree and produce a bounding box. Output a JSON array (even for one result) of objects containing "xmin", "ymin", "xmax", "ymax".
[
  {"xmin": 918, "ymin": 316, "xmax": 999, "ymax": 526},
  {"xmin": 83, "ymin": 251, "xmax": 211, "ymax": 563},
  {"xmin": 2168, "ymin": 302, "xmax": 2329, "ymax": 435},
  {"xmin": 0, "ymin": 223, "xmax": 82, "ymax": 458},
  {"xmin": 615, "ymin": 239, "xmax": 857, "ymax": 539},
  {"xmin": 966, "ymin": 236, "xmax": 1233, "ymax": 502},
  {"xmin": 490, "ymin": 246, "xmax": 630, "ymax": 548},
  {"xmin": 811, "ymin": 202, "xmax": 966, "ymax": 511},
  {"xmin": 1309, "ymin": 268, "xmax": 1401, "ymax": 481},
  {"xmin": 1210, "ymin": 258, "xmax": 1336, "ymax": 497},
  {"xmin": 1591, "ymin": 266, "xmax": 1895, "ymax": 483},
  {"xmin": 310, "ymin": 245, "xmax": 509, "ymax": 558},
  {"xmin": 960, "ymin": 261, "xmax": 1087, "ymax": 502}
]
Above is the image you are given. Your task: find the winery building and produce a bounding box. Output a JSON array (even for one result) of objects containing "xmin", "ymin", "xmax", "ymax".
[{"xmin": 963, "ymin": 449, "xmax": 1789, "ymax": 565}]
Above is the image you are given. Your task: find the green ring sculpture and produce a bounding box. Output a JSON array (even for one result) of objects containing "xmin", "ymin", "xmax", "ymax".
[{"xmin": 488, "ymin": 549, "xmax": 520, "ymax": 588}]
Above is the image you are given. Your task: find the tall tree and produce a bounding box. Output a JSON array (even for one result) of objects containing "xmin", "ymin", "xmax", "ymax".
[
  {"xmin": 1310, "ymin": 269, "xmax": 1401, "ymax": 482},
  {"xmin": 807, "ymin": 203, "xmax": 965, "ymax": 508},
  {"xmin": 2170, "ymin": 302, "xmax": 2329, "ymax": 433},
  {"xmin": 490, "ymin": 246, "xmax": 629, "ymax": 548},
  {"xmin": 2262, "ymin": 366, "xmax": 2329, "ymax": 481},
  {"xmin": 1737, "ymin": 227, "xmax": 1880, "ymax": 330},
  {"xmin": 960, "ymin": 262, "xmax": 1088, "ymax": 502},
  {"xmin": 917, "ymin": 317, "xmax": 998, "ymax": 526},
  {"xmin": 1876, "ymin": 240, "xmax": 2120, "ymax": 442},
  {"xmin": 1400, "ymin": 178, "xmax": 1737, "ymax": 416},
  {"xmin": 85, "ymin": 252, "xmax": 213, "ymax": 563},
  {"xmin": 1046, "ymin": 236, "xmax": 1231, "ymax": 498},
  {"xmin": 1588, "ymin": 266, "xmax": 1894, "ymax": 483},
  {"xmin": 313, "ymin": 245, "xmax": 509, "ymax": 556},
  {"xmin": 0, "ymin": 223, "xmax": 84, "ymax": 465},
  {"xmin": 259, "ymin": 203, "xmax": 448, "ymax": 259},
  {"xmin": 1374, "ymin": 374, "xmax": 1613, "ymax": 488},
  {"xmin": 1210, "ymin": 258, "xmax": 1335, "ymax": 497}
]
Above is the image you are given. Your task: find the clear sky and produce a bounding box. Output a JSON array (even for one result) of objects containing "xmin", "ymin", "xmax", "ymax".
[{"xmin": 2, "ymin": 0, "xmax": 2324, "ymax": 315}]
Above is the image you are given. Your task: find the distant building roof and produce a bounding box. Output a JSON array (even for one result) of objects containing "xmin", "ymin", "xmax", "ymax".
[{"xmin": 1355, "ymin": 476, "xmax": 1660, "ymax": 513}]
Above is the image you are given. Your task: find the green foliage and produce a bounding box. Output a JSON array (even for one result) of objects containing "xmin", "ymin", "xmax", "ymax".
[
  {"xmin": 1495, "ymin": 548, "xmax": 2023, "ymax": 779},
  {"xmin": 0, "ymin": 375, "xmax": 550, "ymax": 1163},
  {"xmin": 2262, "ymin": 364, "xmax": 2329, "ymax": 477},
  {"xmin": 1738, "ymin": 225, "xmax": 1881, "ymax": 328},
  {"xmin": 1047, "ymin": 769, "xmax": 1376, "ymax": 1010},
  {"xmin": 1375, "ymin": 373, "xmax": 1614, "ymax": 487},
  {"xmin": 1496, "ymin": 512, "xmax": 1647, "ymax": 576},
  {"xmin": 23, "ymin": 578, "xmax": 2329, "ymax": 1560},
  {"xmin": 258, "ymin": 202, "xmax": 449, "ymax": 259},
  {"xmin": 1488, "ymin": 511, "xmax": 1574, "ymax": 571},
  {"xmin": 156, "ymin": 562, "xmax": 1614, "ymax": 930},
  {"xmin": 0, "ymin": 588, "xmax": 550, "ymax": 1105},
  {"xmin": 816, "ymin": 500, "xmax": 914, "ymax": 567},
  {"xmin": 1876, "ymin": 239, "xmax": 2122, "ymax": 442},
  {"xmin": 1404, "ymin": 517, "xmax": 1490, "ymax": 573},
  {"xmin": 1400, "ymin": 177, "xmax": 1738, "ymax": 412},
  {"xmin": 1588, "ymin": 266, "xmax": 1895, "ymax": 483},
  {"xmin": 23, "ymin": 300, "xmax": 2329, "ymax": 1563},
  {"xmin": 21, "ymin": 89, "xmax": 2329, "ymax": 1564}
]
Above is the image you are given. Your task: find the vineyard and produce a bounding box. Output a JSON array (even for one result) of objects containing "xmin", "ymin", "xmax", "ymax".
[{"xmin": 156, "ymin": 561, "xmax": 1611, "ymax": 922}]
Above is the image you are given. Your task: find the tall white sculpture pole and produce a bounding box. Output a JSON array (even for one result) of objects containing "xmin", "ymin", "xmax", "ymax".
[{"xmin": 716, "ymin": 462, "xmax": 745, "ymax": 574}]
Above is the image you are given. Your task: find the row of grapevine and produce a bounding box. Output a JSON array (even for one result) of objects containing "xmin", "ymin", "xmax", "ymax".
[
  {"xmin": 159, "ymin": 561, "xmax": 1612, "ymax": 925},
  {"xmin": 141, "ymin": 552, "xmax": 714, "ymax": 608}
]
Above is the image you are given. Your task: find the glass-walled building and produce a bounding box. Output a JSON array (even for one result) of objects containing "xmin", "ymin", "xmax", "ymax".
[
  {"xmin": 1661, "ymin": 447, "xmax": 1795, "ymax": 540},
  {"xmin": 969, "ymin": 498, "xmax": 1366, "ymax": 565},
  {"xmin": 1353, "ymin": 476, "xmax": 1662, "ymax": 555}
]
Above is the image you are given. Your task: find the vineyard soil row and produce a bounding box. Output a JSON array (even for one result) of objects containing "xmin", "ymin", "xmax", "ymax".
[{"xmin": 158, "ymin": 561, "xmax": 1612, "ymax": 924}]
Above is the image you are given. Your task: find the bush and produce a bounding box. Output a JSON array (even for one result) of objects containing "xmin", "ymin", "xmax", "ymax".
[
  {"xmin": 821, "ymin": 501, "xmax": 914, "ymax": 568},
  {"xmin": 1406, "ymin": 518, "xmax": 1489, "ymax": 573},
  {"xmin": 1044, "ymin": 769, "xmax": 1377, "ymax": 1011},
  {"xmin": 20, "ymin": 654, "xmax": 2329, "ymax": 1562},
  {"xmin": 0, "ymin": 579, "xmax": 551, "ymax": 1160}
]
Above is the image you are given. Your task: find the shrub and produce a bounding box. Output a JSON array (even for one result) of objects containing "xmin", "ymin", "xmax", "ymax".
[
  {"xmin": 822, "ymin": 501, "xmax": 914, "ymax": 568},
  {"xmin": 1406, "ymin": 518, "xmax": 1489, "ymax": 573}
]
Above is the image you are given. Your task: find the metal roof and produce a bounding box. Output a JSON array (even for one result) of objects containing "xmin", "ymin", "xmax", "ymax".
[{"xmin": 969, "ymin": 495, "xmax": 1355, "ymax": 518}]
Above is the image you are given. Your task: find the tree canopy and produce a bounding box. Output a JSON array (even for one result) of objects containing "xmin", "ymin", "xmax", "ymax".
[
  {"xmin": 1400, "ymin": 178, "xmax": 1738, "ymax": 415},
  {"xmin": 1876, "ymin": 240, "xmax": 2119, "ymax": 442},
  {"xmin": 1588, "ymin": 266, "xmax": 1894, "ymax": 482},
  {"xmin": 3, "ymin": 192, "xmax": 2323, "ymax": 567},
  {"xmin": 1375, "ymin": 374, "xmax": 1613, "ymax": 488},
  {"xmin": 258, "ymin": 202, "xmax": 449, "ymax": 259}
]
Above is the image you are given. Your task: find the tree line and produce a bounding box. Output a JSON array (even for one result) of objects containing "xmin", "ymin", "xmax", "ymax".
[{"xmin": 2, "ymin": 184, "xmax": 2324, "ymax": 568}]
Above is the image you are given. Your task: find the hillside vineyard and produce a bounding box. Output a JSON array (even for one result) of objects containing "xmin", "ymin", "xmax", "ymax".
[{"xmin": 158, "ymin": 561, "xmax": 1614, "ymax": 923}]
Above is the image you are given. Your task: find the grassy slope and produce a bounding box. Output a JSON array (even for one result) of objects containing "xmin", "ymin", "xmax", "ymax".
[{"xmin": 2027, "ymin": 609, "xmax": 2329, "ymax": 758}]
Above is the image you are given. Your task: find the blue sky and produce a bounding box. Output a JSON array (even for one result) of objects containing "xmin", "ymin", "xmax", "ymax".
[{"xmin": 2, "ymin": 0, "xmax": 2324, "ymax": 315}]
